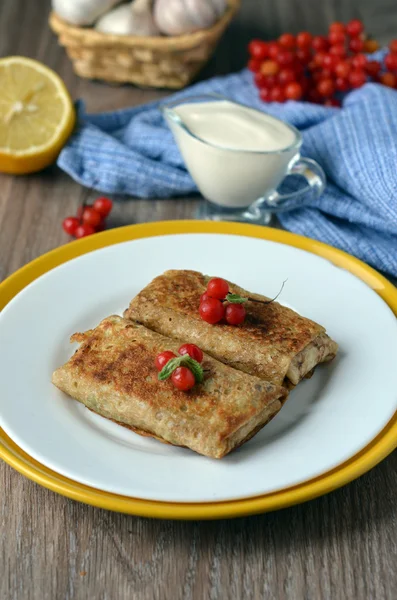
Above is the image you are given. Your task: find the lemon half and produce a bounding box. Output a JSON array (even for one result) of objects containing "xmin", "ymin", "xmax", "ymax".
[{"xmin": 0, "ymin": 56, "xmax": 75, "ymax": 174}]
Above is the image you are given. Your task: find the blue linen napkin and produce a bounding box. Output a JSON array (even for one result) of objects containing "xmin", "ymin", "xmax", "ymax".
[{"xmin": 58, "ymin": 70, "xmax": 397, "ymax": 277}]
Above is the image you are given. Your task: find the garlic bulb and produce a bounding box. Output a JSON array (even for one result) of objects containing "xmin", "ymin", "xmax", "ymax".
[
  {"xmin": 95, "ymin": 0, "xmax": 160, "ymax": 36},
  {"xmin": 153, "ymin": 0, "xmax": 227, "ymax": 36},
  {"xmin": 52, "ymin": 0, "xmax": 121, "ymax": 26}
]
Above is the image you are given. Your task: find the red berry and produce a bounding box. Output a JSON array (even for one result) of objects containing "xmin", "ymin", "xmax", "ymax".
[
  {"xmin": 278, "ymin": 68, "xmax": 296, "ymax": 85},
  {"xmin": 268, "ymin": 42, "xmax": 280, "ymax": 59},
  {"xmin": 264, "ymin": 74, "xmax": 278, "ymax": 88},
  {"xmin": 62, "ymin": 216, "xmax": 79, "ymax": 236},
  {"xmin": 352, "ymin": 54, "xmax": 367, "ymax": 70},
  {"xmin": 364, "ymin": 39, "xmax": 379, "ymax": 54},
  {"xmin": 346, "ymin": 19, "xmax": 363, "ymax": 38},
  {"xmin": 317, "ymin": 78, "xmax": 335, "ymax": 97},
  {"xmin": 312, "ymin": 35, "xmax": 329, "ymax": 52},
  {"xmin": 199, "ymin": 298, "xmax": 225, "ymax": 324},
  {"xmin": 254, "ymin": 72, "xmax": 267, "ymax": 88},
  {"xmin": 248, "ymin": 39, "xmax": 268, "ymax": 60},
  {"xmin": 329, "ymin": 22, "xmax": 345, "ymax": 34},
  {"xmin": 270, "ymin": 85, "xmax": 286, "ymax": 102},
  {"xmin": 74, "ymin": 224, "xmax": 96, "ymax": 239},
  {"xmin": 248, "ymin": 59, "xmax": 261, "ymax": 72},
  {"xmin": 260, "ymin": 60, "xmax": 279, "ymax": 76},
  {"xmin": 200, "ymin": 292, "xmax": 210, "ymax": 303},
  {"xmin": 171, "ymin": 366, "xmax": 195, "ymax": 391},
  {"xmin": 328, "ymin": 31, "xmax": 346, "ymax": 45},
  {"xmin": 225, "ymin": 304, "xmax": 246, "ymax": 326},
  {"xmin": 379, "ymin": 72, "xmax": 397, "ymax": 88},
  {"xmin": 285, "ymin": 82, "xmax": 303, "ymax": 100},
  {"xmin": 293, "ymin": 61, "xmax": 304, "ymax": 78},
  {"xmin": 178, "ymin": 343, "xmax": 203, "ymax": 363},
  {"xmin": 313, "ymin": 51, "xmax": 326, "ymax": 67},
  {"xmin": 389, "ymin": 40, "xmax": 397, "ymax": 54},
  {"xmin": 334, "ymin": 60, "xmax": 351, "ymax": 79},
  {"xmin": 349, "ymin": 69, "xmax": 367, "ymax": 88},
  {"xmin": 278, "ymin": 33, "xmax": 295, "ymax": 49},
  {"xmin": 365, "ymin": 61, "xmax": 381, "ymax": 77},
  {"xmin": 296, "ymin": 48, "xmax": 312, "ymax": 64},
  {"xmin": 259, "ymin": 87, "xmax": 272, "ymax": 102},
  {"xmin": 319, "ymin": 68, "xmax": 333, "ymax": 80},
  {"xmin": 349, "ymin": 38, "xmax": 364, "ymax": 53},
  {"xmin": 81, "ymin": 206, "xmax": 102, "ymax": 228},
  {"xmin": 276, "ymin": 50, "xmax": 294, "ymax": 67},
  {"xmin": 329, "ymin": 44, "xmax": 347, "ymax": 58},
  {"xmin": 324, "ymin": 98, "xmax": 341, "ymax": 107},
  {"xmin": 385, "ymin": 53, "xmax": 397, "ymax": 72},
  {"xmin": 322, "ymin": 53, "xmax": 338, "ymax": 70},
  {"xmin": 155, "ymin": 350, "xmax": 176, "ymax": 371},
  {"xmin": 296, "ymin": 31, "xmax": 312, "ymax": 48},
  {"xmin": 206, "ymin": 277, "xmax": 229, "ymax": 299},
  {"xmin": 93, "ymin": 197, "xmax": 113, "ymax": 217},
  {"xmin": 335, "ymin": 77, "xmax": 349, "ymax": 91}
]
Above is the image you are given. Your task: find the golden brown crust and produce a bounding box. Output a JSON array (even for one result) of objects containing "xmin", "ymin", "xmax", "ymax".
[
  {"xmin": 52, "ymin": 316, "xmax": 287, "ymax": 459},
  {"xmin": 124, "ymin": 270, "xmax": 338, "ymax": 386}
]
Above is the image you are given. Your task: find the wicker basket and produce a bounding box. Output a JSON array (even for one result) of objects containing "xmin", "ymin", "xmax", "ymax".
[{"xmin": 49, "ymin": 1, "xmax": 240, "ymax": 89}]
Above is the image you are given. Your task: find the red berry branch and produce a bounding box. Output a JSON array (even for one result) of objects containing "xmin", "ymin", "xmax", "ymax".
[
  {"xmin": 248, "ymin": 20, "xmax": 397, "ymax": 105},
  {"xmin": 62, "ymin": 196, "xmax": 113, "ymax": 239}
]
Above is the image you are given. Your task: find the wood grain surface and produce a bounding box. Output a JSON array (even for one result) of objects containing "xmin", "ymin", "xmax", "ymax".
[{"xmin": 0, "ymin": 1, "xmax": 396, "ymax": 599}]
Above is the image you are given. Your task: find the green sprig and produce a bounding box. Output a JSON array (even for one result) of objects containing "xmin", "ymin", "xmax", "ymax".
[{"xmin": 158, "ymin": 355, "xmax": 204, "ymax": 383}]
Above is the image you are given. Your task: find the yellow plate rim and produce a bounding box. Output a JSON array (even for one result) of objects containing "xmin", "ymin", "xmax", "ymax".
[{"xmin": 1, "ymin": 220, "xmax": 396, "ymax": 520}]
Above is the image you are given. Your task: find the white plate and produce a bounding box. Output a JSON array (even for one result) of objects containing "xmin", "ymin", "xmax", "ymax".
[{"xmin": 0, "ymin": 233, "xmax": 396, "ymax": 503}]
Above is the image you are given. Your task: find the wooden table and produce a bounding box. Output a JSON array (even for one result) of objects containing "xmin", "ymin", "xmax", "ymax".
[{"xmin": 1, "ymin": 2, "xmax": 396, "ymax": 599}]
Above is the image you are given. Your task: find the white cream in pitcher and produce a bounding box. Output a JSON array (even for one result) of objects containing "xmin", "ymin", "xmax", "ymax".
[{"xmin": 164, "ymin": 100, "xmax": 300, "ymax": 208}]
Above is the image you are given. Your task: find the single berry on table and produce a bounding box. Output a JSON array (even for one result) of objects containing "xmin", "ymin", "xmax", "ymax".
[
  {"xmin": 225, "ymin": 304, "xmax": 246, "ymax": 326},
  {"xmin": 62, "ymin": 216, "xmax": 79, "ymax": 236},
  {"xmin": 178, "ymin": 343, "xmax": 204, "ymax": 363},
  {"xmin": 349, "ymin": 37, "xmax": 364, "ymax": 53},
  {"xmin": 328, "ymin": 30, "xmax": 346, "ymax": 45},
  {"xmin": 379, "ymin": 72, "xmax": 397, "ymax": 88},
  {"xmin": 248, "ymin": 39, "xmax": 269, "ymax": 60},
  {"xmin": 296, "ymin": 31, "xmax": 312, "ymax": 48},
  {"xmin": 278, "ymin": 33, "xmax": 295, "ymax": 49},
  {"xmin": 365, "ymin": 61, "xmax": 381, "ymax": 76},
  {"xmin": 74, "ymin": 224, "xmax": 96, "ymax": 239},
  {"xmin": 335, "ymin": 77, "xmax": 350, "ymax": 91},
  {"xmin": 385, "ymin": 53, "xmax": 397, "ymax": 72},
  {"xmin": 352, "ymin": 54, "xmax": 367, "ymax": 69},
  {"xmin": 329, "ymin": 43, "xmax": 347, "ymax": 58},
  {"xmin": 82, "ymin": 206, "xmax": 102, "ymax": 228},
  {"xmin": 317, "ymin": 78, "xmax": 335, "ymax": 97},
  {"xmin": 348, "ymin": 69, "xmax": 367, "ymax": 88},
  {"xmin": 312, "ymin": 35, "xmax": 329, "ymax": 52},
  {"xmin": 268, "ymin": 42, "xmax": 280, "ymax": 59},
  {"xmin": 329, "ymin": 21, "xmax": 345, "ymax": 34},
  {"xmin": 285, "ymin": 81, "xmax": 303, "ymax": 100},
  {"xmin": 260, "ymin": 60, "xmax": 280, "ymax": 76},
  {"xmin": 278, "ymin": 68, "xmax": 296, "ymax": 85},
  {"xmin": 93, "ymin": 197, "xmax": 113, "ymax": 217},
  {"xmin": 206, "ymin": 277, "xmax": 229, "ymax": 299},
  {"xmin": 270, "ymin": 85, "xmax": 286, "ymax": 102},
  {"xmin": 155, "ymin": 351, "xmax": 176, "ymax": 371},
  {"xmin": 199, "ymin": 297, "xmax": 225, "ymax": 324},
  {"xmin": 346, "ymin": 19, "xmax": 363, "ymax": 38},
  {"xmin": 171, "ymin": 366, "xmax": 195, "ymax": 391}
]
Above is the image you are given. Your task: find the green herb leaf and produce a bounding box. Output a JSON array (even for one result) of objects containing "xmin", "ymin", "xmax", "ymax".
[
  {"xmin": 226, "ymin": 293, "xmax": 248, "ymax": 304},
  {"xmin": 158, "ymin": 355, "xmax": 204, "ymax": 384},
  {"xmin": 158, "ymin": 356, "xmax": 184, "ymax": 381},
  {"xmin": 183, "ymin": 357, "xmax": 204, "ymax": 384}
]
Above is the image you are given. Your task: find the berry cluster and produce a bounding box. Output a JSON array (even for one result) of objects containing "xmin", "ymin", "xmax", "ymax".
[
  {"xmin": 199, "ymin": 278, "xmax": 247, "ymax": 326},
  {"xmin": 155, "ymin": 344, "xmax": 204, "ymax": 391},
  {"xmin": 62, "ymin": 197, "xmax": 113, "ymax": 239},
  {"xmin": 248, "ymin": 20, "xmax": 397, "ymax": 105}
]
